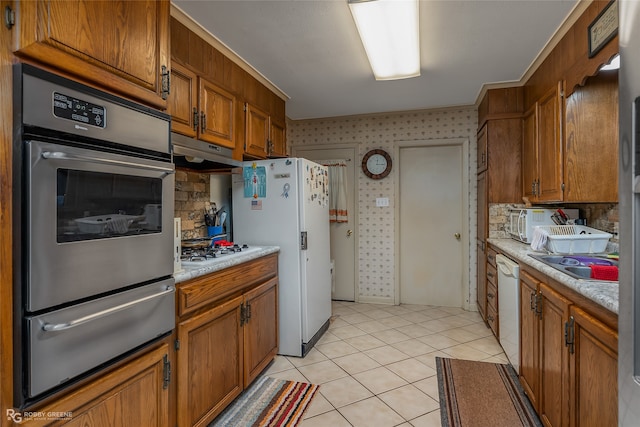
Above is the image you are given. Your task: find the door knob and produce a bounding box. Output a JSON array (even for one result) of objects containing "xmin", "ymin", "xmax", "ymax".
[
  {"xmin": 347, "ymin": 229, "xmax": 353, "ymax": 237},
  {"xmin": 454, "ymin": 233, "xmax": 461, "ymax": 240}
]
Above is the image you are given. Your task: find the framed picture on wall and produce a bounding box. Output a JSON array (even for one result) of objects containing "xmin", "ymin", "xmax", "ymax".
[{"xmin": 588, "ymin": 0, "xmax": 618, "ymax": 58}]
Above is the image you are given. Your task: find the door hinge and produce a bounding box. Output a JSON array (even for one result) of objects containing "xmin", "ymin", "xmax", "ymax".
[
  {"xmin": 174, "ymin": 339, "xmax": 180, "ymax": 351},
  {"xmin": 564, "ymin": 316, "xmax": 575, "ymax": 354},
  {"xmin": 240, "ymin": 303, "xmax": 246, "ymax": 326},
  {"xmin": 246, "ymin": 303, "xmax": 252, "ymax": 321},
  {"xmin": 161, "ymin": 65, "xmax": 171, "ymax": 100},
  {"xmin": 162, "ymin": 354, "xmax": 171, "ymax": 389},
  {"xmin": 193, "ymin": 108, "xmax": 199, "ymax": 131},
  {"xmin": 301, "ymin": 231, "xmax": 308, "ymax": 250},
  {"xmin": 201, "ymin": 112, "xmax": 206, "ymax": 132},
  {"xmin": 5, "ymin": 6, "xmax": 15, "ymax": 29}
]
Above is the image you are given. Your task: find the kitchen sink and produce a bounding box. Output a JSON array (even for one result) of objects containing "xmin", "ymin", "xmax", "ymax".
[{"xmin": 528, "ymin": 254, "xmax": 618, "ymax": 281}]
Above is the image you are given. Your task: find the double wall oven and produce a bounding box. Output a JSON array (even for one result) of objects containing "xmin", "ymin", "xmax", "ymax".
[{"xmin": 13, "ymin": 65, "xmax": 175, "ymax": 407}]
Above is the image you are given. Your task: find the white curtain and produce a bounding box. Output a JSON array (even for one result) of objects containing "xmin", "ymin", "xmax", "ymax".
[{"xmin": 322, "ymin": 160, "xmax": 349, "ymax": 223}]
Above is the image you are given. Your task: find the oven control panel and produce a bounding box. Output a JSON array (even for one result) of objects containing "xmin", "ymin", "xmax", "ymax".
[{"xmin": 53, "ymin": 91, "xmax": 106, "ymax": 128}]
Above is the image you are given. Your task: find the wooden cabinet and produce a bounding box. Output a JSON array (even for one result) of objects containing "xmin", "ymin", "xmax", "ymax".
[
  {"xmin": 477, "ymin": 124, "xmax": 488, "ymax": 173},
  {"xmin": 244, "ymin": 102, "xmax": 287, "ymax": 159},
  {"xmin": 168, "ymin": 62, "xmax": 236, "ymax": 149},
  {"xmin": 522, "ymin": 82, "xmax": 564, "ymax": 203},
  {"xmin": 14, "ymin": 0, "xmax": 170, "ymax": 109},
  {"xmin": 243, "ymin": 278, "xmax": 279, "ymax": 386},
  {"xmin": 176, "ymin": 296, "xmax": 244, "ymax": 427},
  {"xmin": 486, "ymin": 249, "xmax": 498, "ymax": 337},
  {"xmin": 564, "ymin": 72, "xmax": 619, "ymax": 202},
  {"xmin": 175, "ymin": 254, "xmax": 279, "ymax": 427},
  {"xmin": 519, "ymin": 267, "xmax": 617, "ymax": 427},
  {"xmin": 477, "ymin": 172, "xmax": 487, "ymax": 321},
  {"xmin": 568, "ymin": 306, "xmax": 618, "ymax": 427},
  {"xmin": 28, "ymin": 343, "xmax": 170, "ymax": 427}
]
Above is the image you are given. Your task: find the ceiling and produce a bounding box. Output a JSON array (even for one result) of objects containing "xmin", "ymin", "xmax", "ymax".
[{"xmin": 172, "ymin": 0, "xmax": 578, "ymax": 120}]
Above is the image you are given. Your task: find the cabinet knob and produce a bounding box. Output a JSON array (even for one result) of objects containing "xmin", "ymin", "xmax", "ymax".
[
  {"xmin": 347, "ymin": 229, "xmax": 353, "ymax": 237},
  {"xmin": 454, "ymin": 233, "xmax": 461, "ymax": 240}
]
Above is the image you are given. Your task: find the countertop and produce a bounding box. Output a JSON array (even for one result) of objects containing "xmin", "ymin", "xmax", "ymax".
[
  {"xmin": 173, "ymin": 246, "xmax": 280, "ymax": 284},
  {"xmin": 487, "ymin": 238, "xmax": 618, "ymax": 315}
]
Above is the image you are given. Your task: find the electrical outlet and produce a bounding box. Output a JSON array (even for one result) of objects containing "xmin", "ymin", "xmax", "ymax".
[{"xmin": 376, "ymin": 197, "xmax": 389, "ymax": 207}]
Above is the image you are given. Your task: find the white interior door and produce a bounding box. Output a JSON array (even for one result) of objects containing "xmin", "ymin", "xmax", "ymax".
[
  {"xmin": 292, "ymin": 146, "xmax": 357, "ymax": 301},
  {"xmin": 398, "ymin": 143, "xmax": 464, "ymax": 307}
]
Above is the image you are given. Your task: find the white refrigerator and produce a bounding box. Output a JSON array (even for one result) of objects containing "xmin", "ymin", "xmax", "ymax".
[{"xmin": 232, "ymin": 158, "xmax": 331, "ymax": 357}]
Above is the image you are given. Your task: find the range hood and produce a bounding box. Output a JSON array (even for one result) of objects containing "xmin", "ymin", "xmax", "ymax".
[{"xmin": 171, "ymin": 132, "xmax": 242, "ymax": 169}]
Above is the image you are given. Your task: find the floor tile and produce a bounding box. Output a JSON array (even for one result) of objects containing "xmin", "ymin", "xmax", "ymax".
[
  {"xmin": 267, "ymin": 368, "xmax": 309, "ymax": 383},
  {"xmin": 398, "ymin": 311, "xmax": 432, "ymax": 324},
  {"xmin": 385, "ymin": 358, "xmax": 437, "ymax": 383},
  {"xmin": 341, "ymin": 312, "xmax": 375, "ymax": 325},
  {"xmin": 414, "ymin": 351, "xmax": 455, "ymax": 370},
  {"xmin": 466, "ymin": 336, "xmax": 505, "ymax": 356},
  {"xmin": 332, "ymin": 352, "xmax": 382, "ymax": 375},
  {"xmin": 300, "ymin": 409, "xmax": 352, "ymax": 427},
  {"xmin": 394, "ymin": 323, "xmax": 432, "ymax": 338},
  {"xmin": 378, "ymin": 316, "xmax": 413, "ymax": 328},
  {"xmin": 362, "ymin": 309, "xmax": 396, "ymax": 320},
  {"xmin": 441, "ymin": 343, "xmax": 492, "ymax": 361},
  {"xmin": 439, "ymin": 327, "xmax": 482, "ymax": 343},
  {"xmin": 331, "ymin": 324, "xmax": 369, "ymax": 339},
  {"xmin": 378, "ymin": 384, "xmax": 440, "ymax": 420},
  {"xmin": 329, "ymin": 318, "xmax": 351, "ymax": 329},
  {"xmin": 364, "ymin": 345, "xmax": 411, "ymax": 365},
  {"xmin": 353, "ymin": 319, "xmax": 392, "ymax": 333},
  {"xmin": 339, "ymin": 396, "xmax": 405, "ymax": 427},
  {"xmin": 343, "ymin": 334, "xmax": 387, "ymax": 351},
  {"xmin": 371, "ymin": 329, "xmax": 412, "ymax": 344},
  {"xmin": 316, "ymin": 340, "xmax": 360, "ymax": 359},
  {"xmin": 298, "ymin": 360, "xmax": 348, "ymax": 384},
  {"xmin": 264, "ymin": 355, "xmax": 295, "ymax": 375},
  {"xmin": 317, "ymin": 331, "xmax": 342, "ymax": 345},
  {"xmin": 391, "ymin": 339, "xmax": 436, "ymax": 357},
  {"xmin": 303, "ymin": 392, "xmax": 334, "ymax": 418},
  {"xmin": 287, "ymin": 348, "xmax": 328, "ymax": 367},
  {"xmin": 353, "ymin": 366, "xmax": 408, "ymax": 395},
  {"xmin": 409, "ymin": 410, "xmax": 442, "ymax": 427},
  {"xmin": 319, "ymin": 376, "xmax": 373, "ymax": 408},
  {"xmin": 417, "ymin": 333, "xmax": 461, "ymax": 350},
  {"xmin": 413, "ymin": 376, "xmax": 440, "ymax": 401}
]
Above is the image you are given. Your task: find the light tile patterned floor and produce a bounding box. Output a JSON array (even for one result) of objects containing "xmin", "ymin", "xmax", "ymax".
[{"xmin": 263, "ymin": 301, "xmax": 509, "ymax": 427}]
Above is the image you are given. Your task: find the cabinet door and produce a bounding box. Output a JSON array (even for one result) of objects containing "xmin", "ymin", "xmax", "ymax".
[
  {"xmin": 476, "ymin": 240, "xmax": 487, "ymax": 321},
  {"xmin": 199, "ymin": 78, "xmax": 236, "ymax": 149},
  {"xmin": 269, "ymin": 120, "xmax": 287, "ymax": 158},
  {"xmin": 564, "ymin": 73, "xmax": 618, "ymax": 202},
  {"xmin": 568, "ymin": 306, "xmax": 618, "ymax": 427},
  {"xmin": 486, "ymin": 119, "xmax": 522, "ymax": 203},
  {"xmin": 168, "ymin": 62, "xmax": 198, "ymax": 137},
  {"xmin": 15, "ymin": 0, "xmax": 170, "ymax": 108},
  {"xmin": 477, "ymin": 124, "xmax": 488, "ymax": 173},
  {"xmin": 245, "ymin": 103, "xmax": 270, "ymax": 158},
  {"xmin": 243, "ymin": 277, "xmax": 279, "ymax": 386},
  {"xmin": 31, "ymin": 343, "xmax": 170, "ymax": 427},
  {"xmin": 538, "ymin": 283, "xmax": 571, "ymax": 427},
  {"xmin": 537, "ymin": 83, "xmax": 564, "ymax": 202},
  {"xmin": 176, "ymin": 296, "xmax": 244, "ymax": 427},
  {"xmin": 519, "ymin": 271, "xmax": 540, "ymax": 410},
  {"xmin": 522, "ymin": 104, "xmax": 538, "ymax": 200}
]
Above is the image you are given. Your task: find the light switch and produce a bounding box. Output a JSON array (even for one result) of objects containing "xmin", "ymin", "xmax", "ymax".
[{"xmin": 376, "ymin": 197, "xmax": 389, "ymax": 207}]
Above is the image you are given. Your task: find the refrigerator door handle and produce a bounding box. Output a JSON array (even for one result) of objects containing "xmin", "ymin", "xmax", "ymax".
[{"xmin": 301, "ymin": 231, "xmax": 308, "ymax": 250}]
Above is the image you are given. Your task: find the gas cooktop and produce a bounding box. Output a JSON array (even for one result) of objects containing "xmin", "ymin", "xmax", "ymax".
[{"xmin": 180, "ymin": 244, "xmax": 263, "ymax": 266}]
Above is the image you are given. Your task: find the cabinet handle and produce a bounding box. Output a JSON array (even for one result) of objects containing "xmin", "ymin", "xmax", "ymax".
[
  {"xmin": 564, "ymin": 316, "xmax": 575, "ymax": 354},
  {"xmin": 530, "ymin": 291, "xmax": 536, "ymax": 311},
  {"xmin": 193, "ymin": 108, "xmax": 199, "ymax": 131},
  {"xmin": 531, "ymin": 181, "xmax": 536, "ymax": 195},
  {"xmin": 535, "ymin": 292, "xmax": 543, "ymax": 319},
  {"xmin": 161, "ymin": 65, "xmax": 170, "ymax": 100},
  {"xmin": 200, "ymin": 112, "xmax": 206, "ymax": 132}
]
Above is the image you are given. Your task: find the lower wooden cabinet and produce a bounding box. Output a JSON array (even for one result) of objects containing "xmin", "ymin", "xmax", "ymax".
[
  {"xmin": 175, "ymin": 254, "xmax": 279, "ymax": 427},
  {"xmin": 25, "ymin": 343, "xmax": 170, "ymax": 427},
  {"xmin": 519, "ymin": 268, "xmax": 617, "ymax": 427}
]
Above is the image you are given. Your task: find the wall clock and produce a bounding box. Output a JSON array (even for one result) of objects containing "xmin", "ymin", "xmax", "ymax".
[{"xmin": 362, "ymin": 149, "xmax": 392, "ymax": 179}]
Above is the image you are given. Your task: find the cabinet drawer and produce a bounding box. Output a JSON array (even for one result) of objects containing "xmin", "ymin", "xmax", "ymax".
[
  {"xmin": 178, "ymin": 254, "xmax": 278, "ymax": 317},
  {"xmin": 487, "ymin": 280, "xmax": 498, "ymax": 313},
  {"xmin": 487, "ymin": 247, "xmax": 498, "ymax": 268},
  {"xmin": 487, "ymin": 263, "xmax": 497, "ymax": 287},
  {"xmin": 487, "ymin": 304, "xmax": 499, "ymax": 337}
]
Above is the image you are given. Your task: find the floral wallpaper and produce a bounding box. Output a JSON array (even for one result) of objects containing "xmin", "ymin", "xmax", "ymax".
[{"xmin": 288, "ymin": 107, "xmax": 478, "ymax": 305}]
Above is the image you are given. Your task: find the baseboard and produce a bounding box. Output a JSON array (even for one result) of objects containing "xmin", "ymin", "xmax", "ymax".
[{"xmin": 356, "ymin": 295, "xmax": 394, "ymax": 305}]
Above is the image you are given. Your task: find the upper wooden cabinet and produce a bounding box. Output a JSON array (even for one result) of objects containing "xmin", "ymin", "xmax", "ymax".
[
  {"xmin": 564, "ymin": 72, "xmax": 619, "ymax": 202},
  {"xmin": 14, "ymin": 0, "xmax": 170, "ymax": 109},
  {"xmin": 478, "ymin": 87, "xmax": 524, "ymax": 129},
  {"xmin": 170, "ymin": 16, "xmax": 287, "ymax": 159},
  {"xmin": 521, "ymin": 82, "xmax": 564, "ymax": 203}
]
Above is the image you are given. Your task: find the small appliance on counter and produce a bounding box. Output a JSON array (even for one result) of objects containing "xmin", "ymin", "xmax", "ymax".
[{"xmin": 507, "ymin": 208, "xmax": 559, "ymax": 243}]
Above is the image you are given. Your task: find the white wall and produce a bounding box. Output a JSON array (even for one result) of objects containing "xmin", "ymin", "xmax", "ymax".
[{"xmin": 288, "ymin": 107, "xmax": 478, "ymax": 305}]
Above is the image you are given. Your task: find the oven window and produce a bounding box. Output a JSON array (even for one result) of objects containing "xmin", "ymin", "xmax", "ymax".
[{"xmin": 57, "ymin": 169, "xmax": 163, "ymax": 242}]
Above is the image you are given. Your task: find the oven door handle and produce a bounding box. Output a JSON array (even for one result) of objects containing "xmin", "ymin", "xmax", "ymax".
[
  {"xmin": 41, "ymin": 151, "xmax": 175, "ymax": 176},
  {"xmin": 41, "ymin": 286, "xmax": 175, "ymax": 332}
]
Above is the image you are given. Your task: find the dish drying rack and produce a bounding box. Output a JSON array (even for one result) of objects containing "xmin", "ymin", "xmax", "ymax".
[{"xmin": 533, "ymin": 225, "xmax": 612, "ymax": 254}]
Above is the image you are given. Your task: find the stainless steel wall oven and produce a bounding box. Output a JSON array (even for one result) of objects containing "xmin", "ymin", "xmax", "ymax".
[{"xmin": 13, "ymin": 64, "xmax": 175, "ymax": 407}]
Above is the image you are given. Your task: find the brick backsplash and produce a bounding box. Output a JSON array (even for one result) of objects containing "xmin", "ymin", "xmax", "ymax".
[{"xmin": 175, "ymin": 169, "xmax": 210, "ymax": 239}]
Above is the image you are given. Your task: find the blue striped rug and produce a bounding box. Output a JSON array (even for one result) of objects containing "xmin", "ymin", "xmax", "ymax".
[{"xmin": 210, "ymin": 376, "xmax": 319, "ymax": 427}]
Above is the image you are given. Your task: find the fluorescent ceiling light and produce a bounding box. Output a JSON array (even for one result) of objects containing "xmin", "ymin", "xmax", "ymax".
[
  {"xmin": 599, "ymin": 54, "xmax": 620, "ymax": 71},
  {"xmin": 348, "ymin": 0, "xmax": 420, "ymax": 81}
]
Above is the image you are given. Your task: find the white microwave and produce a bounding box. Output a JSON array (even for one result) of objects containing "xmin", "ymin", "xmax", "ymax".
[{"xmin": 508, "ymin": 208, "xmax": 558, "ymax": 243}]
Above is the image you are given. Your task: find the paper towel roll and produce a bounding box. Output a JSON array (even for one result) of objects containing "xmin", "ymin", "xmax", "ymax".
[{"xmin": 185, "ymin": 156, "xmax": 204, "ymax": 163}]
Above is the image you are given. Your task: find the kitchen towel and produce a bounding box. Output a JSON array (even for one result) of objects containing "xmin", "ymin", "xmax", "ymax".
[
  {"xmin": 322, "ymin": 160, "xmax": 349, "ymax": 223},
  {"xmin": 530, "ymin": 227, "xmax": 549, "ymax": 251}
]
